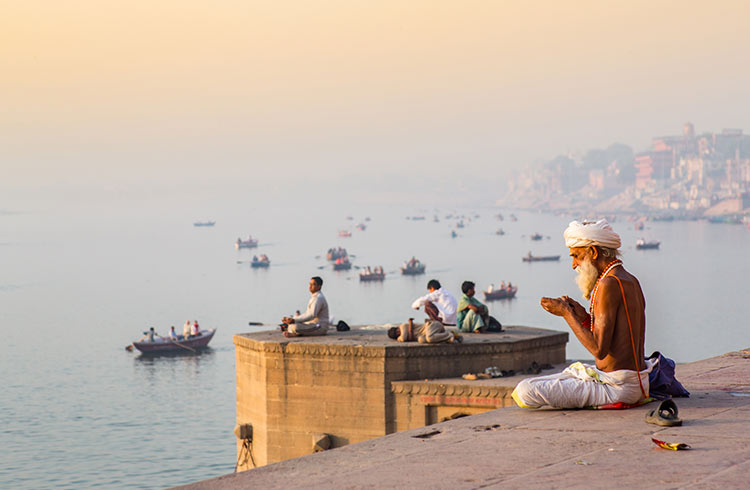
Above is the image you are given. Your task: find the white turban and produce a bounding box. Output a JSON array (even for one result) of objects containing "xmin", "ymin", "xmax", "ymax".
[{"xmin": 563, "ymin": 219, "xmax": 621, "ymax": 250}]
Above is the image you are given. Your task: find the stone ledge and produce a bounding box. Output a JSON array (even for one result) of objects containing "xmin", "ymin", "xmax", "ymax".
[
  {"xmin": 234, "ymin": 326, "xmax": 568, "ymax": 359},
  {"xmin": 178, "ymin": 350, "xmax": 750, "ymax": 489}
]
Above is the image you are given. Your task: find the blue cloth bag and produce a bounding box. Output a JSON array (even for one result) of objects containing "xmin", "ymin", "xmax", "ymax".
[{"xmin": 647, "ymin": 351, "xmax": 690, "ymax": 399}]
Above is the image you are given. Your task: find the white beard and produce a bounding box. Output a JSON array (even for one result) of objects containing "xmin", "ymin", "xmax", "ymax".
[{"xmin": 575, "ymin": 257, "xmax": 599, "ymax": 301}]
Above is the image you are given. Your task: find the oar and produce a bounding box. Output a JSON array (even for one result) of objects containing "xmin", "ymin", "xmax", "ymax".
[{"xmin": 169, "ymin": 339, "xmax": 197, "ymax": 353}]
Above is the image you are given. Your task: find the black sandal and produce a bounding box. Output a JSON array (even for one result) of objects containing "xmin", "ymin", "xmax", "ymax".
[{"xmin": 646, "ymin": 399, "xmax": 682, "ymax": 427}]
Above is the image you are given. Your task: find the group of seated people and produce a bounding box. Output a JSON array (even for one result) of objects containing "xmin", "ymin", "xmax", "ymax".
[
  {"xmin": 403, "ymin": 257, "xmax": 422, "ymax": 269},
  {"xmin": 139, "ymin": 320, "xmax": 201, "ymax": 343},
  {"xmin": 252, "ymin": 254, "xmax": 269, "ymax": 263},
  {"xmin": 279, "ymin": 277, "xmax": 500, "ymax": 343},
  {"xmin": 487, "ymin": 281, "xmax": 513, "ymax": 293},
  {"xmin": 362, "ymin": 266, "xmax": 383, "ymax": 275},
  {"xmin": 327, "ymin": 247, "xmax": 347, "ymax": 259}
]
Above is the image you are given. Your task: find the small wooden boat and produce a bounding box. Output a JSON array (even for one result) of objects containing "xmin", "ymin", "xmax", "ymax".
[
  {"xmin": 251, "ymin": 258, "xmax": 270, "ymax": 268},
  {"xmin": 530, "ymin": 233, "xmax": 543, "ymax": 241},
  {"xmin": 132, "ymin": 329, "xmax": 216, "ymax": 353},
  {"xmin": 338, "ymin": 230, "xmax": 352, "ymax": 237},
  {"xmin": 522, "ymin": 254, "xmax": 560, "ymax": 262},
  {"xmin": 193, "ymin": 221, "xmax": 216, "ymax": 227},
  {"xmin": 636, "ymin": 239, "xmax": 660, "ymax": 250},
  {"xmin": 333, "ymin": 259, "xmax": 352, "ymax": 271},
  {"xmin": 456, "ymin": 221, "xmax": 465, "ymax": 228},
  {"xmin": 356, "ymin": 223, "xmax": 367, "ymax": 231},
  {"xmin": 359, "ymin": 270, "xmax": 385, "ymax": 281},
  {"xmin": 235, "ymin": 237, "xmax": 258, "ymax": 249},
  {"xmin": 634, "ymin": 221, "xmax": 644, "ymax": 231},
  {"xmin": 483, "ymin": 286, "xmax": 518, "ymax": 301},
  {"xmin": 401, "ymin": 262, "xmax": 426, "ymax": 275},
  {"xmin": 496, "ymin": 228, "xmax": 505, "ymax": 235},
  {"xmin": 451, "ymin": 230, "xmax": 458, "ymax": 238}
]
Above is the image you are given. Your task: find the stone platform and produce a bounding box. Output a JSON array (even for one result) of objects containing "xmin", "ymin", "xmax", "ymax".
[
  {"xmin": 181, "ymin": 348, "xmax": 750, "ymax": 489},
  {"xmin": 232, "ymin": 326, "xmax": 567, "ymax": 468}
]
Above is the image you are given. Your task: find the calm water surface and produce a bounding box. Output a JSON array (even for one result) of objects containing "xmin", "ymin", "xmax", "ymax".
[{"xmin": 2, "ymin": 197, "xmax": 748, "ymax": 488}]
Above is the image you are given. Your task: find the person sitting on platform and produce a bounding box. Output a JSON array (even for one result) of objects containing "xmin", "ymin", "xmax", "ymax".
[
  {"xmin": 456, "ymin": 281, "xmax": 490, "ymax": 333},
  {"xmin": 183, "ymin": 320, "xmax": 192, "ymax": 338},
  {"xmin": 410, "ymin": 279, "xmax": 458, "ymax": 325},
  {"xmin": 281, "ymin": 276, "xmax": 330, "ymax": 338},
  {"xmin": 192, "ymin": 320, "xmax": 200, "ymax": 336},
  {"xmin": 387, "ymin": 318, "xmax": 457, "ymax": 344},
  {"xmin": 168, "ymin": 326, "xmax": 178, "ymax": 340},
  {"xmin": 512, "ymin": 219, "xmax": 654, "ymax": 409}
]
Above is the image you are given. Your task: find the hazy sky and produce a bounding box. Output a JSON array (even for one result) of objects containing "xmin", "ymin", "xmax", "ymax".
[{"xmin": 3, "ymin": 0, "xmax": 750, "ymax": 200}]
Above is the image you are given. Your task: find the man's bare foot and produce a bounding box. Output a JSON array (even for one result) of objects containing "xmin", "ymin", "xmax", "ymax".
[{"xmin": 283, "ymin": 331, "xmax": 298, "ymax": 338}]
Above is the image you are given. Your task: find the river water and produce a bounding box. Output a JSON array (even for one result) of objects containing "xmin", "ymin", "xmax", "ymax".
[{"xmin": 2, "ymin": 196, "xmax": 748, "ymax": 488}]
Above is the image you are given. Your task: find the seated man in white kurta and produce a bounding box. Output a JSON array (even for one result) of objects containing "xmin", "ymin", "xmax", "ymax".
[{"xmin": 281, "ymin": 276, "xmax": 330, "ymax": 337}]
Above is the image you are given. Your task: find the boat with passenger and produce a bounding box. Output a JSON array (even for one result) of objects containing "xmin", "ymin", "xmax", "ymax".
[
  {"xmin": 193, "ymin": 221, "xmax": 216, "ymax": 227},
  {"xmin": 326, "ymin": 248, "xmax": 348, "ymax": 261},
  {"xmin": 496, "ymin": 228, "xmax": 505, "ymax": 235},
  {"xmin": 132, "ymin": 329, "xmax": 216, "ymax": 353},
  {"xmin": 251, "ymin": 254, "xmax": 270, "ymax": 268},
  {"xmin": 235, "ymin": 236, "xmax": 259, "ymax": 249},
  {"xmin": 359, "ymin": 266, "xmax": 385, "ymax": 282},
  {"xmin": 401, "ymin": 257, "xmax": 426, "ymax": 275},
  {"xmin": 636, "ymin": 239, "xmax": 660, "ymax": 250},
  {"xmin": 483, "ymin": 285, "xmax": 518, "ymax": 300},
  {"xmin": 355, "ymin": 223, "xmax": 367, "ymax": 231},
  {"xmin": 530, "ymin": 232, "xmax": 543, "ymax": 241},
  {"xmin": 338, "ymin": 230, "xmax": 352, "ymax": 237},
  {"xmin": 333, "ymin": 257, "xmax": 352, "ymax": 270}
]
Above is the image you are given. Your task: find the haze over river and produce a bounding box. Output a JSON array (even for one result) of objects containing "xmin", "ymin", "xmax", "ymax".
[{"xmin": 2, "ymin": 196, "xmax": 748, "ymax": 488}]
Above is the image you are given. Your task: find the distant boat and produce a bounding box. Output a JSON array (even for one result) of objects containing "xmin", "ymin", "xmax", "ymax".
[
  {"xmin": 496, "ymin": 213, "xmax": 504, "ymax": 221},
  {"xmin": 530, "ymin": 232, "xmax": 543, "ymax": 241},
  {"xmin": 193, "ymin": 221, "xmax": 215, "ymax": 227},
  {"xmin": 251, "ymin": 256, "xmax": 270, "ymax": 268},
  {"xmin": 355, "ymin": 223, "xmax": 367, "ymax": 231},
  {"xmin": 338, "ymin": 230, "xmax": 352, "ymax": 237},
  {"xmin": 510, "ymin": 214, "xmax": 518, "ymax": 222},
  {"xmin": 359, "ymin": 269, "xmax": 385, "ymax": 282},
  {"xmin": 636, "ymin": 239, "xmax": 660, "ymax": 250},
  {"xmin": 364, "ymin": 217, "xmax": 371, "ymax": 222},
  {"xmin": 634, "ymin": 221, "xmax": 644, "ymax": 230},
  {"xmin": 483, "ymin": 286, "xmax": 518, "ymax": 301},
  {"xmin": 132, "ymin": 329, "xmax": 216, "ymax": 354},
  {"xmin": 235, "ymin": 237, "xmax": 258, "ymax": 249},
  {"xmin": 346, "ymin": 216, "xmax": 354, "ymax": 221},
  {"xmin": 456, "ymin": 221, "xmax": 465, "ymax": 229},
  {"xmin": 401, "ymin": 261, "xmax": 426, "ymax": 275},
  {"xmin": 410, "ymin": 216, "xmax": 426, "ymax": 221},
  {"xmin": 522, "ymin": 253, "xmax": 560, "ymax": 262},
  {"xmin": 333, "ymin": 259, "xmax": 352, "ymax": 271},
  {"xmin": 496, "ymin": 228, "xmax": 505, "ymax": 236},
  {"xmin": 451, "ymin": 230, "xmax": 458, "ymax": 238}
]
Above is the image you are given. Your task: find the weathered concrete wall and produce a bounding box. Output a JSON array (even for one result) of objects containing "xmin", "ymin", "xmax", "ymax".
[{"xmin": 234, "ymin": 326, "xmax": 567, "ymax": 469}]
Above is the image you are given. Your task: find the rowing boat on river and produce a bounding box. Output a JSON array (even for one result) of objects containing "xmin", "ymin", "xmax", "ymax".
[{"xmin": 132, "ymin": 329, "xmax": 216, "ymax": 353}]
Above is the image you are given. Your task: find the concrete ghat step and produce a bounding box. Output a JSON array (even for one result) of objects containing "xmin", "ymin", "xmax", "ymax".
[{"xmin": 178, "ymin": 349, "xmax": 750, "ymax": 489}]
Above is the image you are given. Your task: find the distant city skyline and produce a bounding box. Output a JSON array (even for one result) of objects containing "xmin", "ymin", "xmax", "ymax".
[{"xmin": 4, "ymin": 1, "xmax": 750, "ymax": 207}]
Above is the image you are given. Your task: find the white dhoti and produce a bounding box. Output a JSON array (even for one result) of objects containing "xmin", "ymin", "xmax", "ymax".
[{"xmin": 512, "ymin": 359, "xmax": 655, "ymax": 409}]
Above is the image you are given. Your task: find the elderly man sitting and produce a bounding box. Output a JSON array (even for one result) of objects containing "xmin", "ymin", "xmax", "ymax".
[
  {"xmin": 387, "ymin": 318, "xmax": 457, "ymax": 344},
  {"xmin": 512, "ymin": 219, "xmax": 654, "ymax": 409}
]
